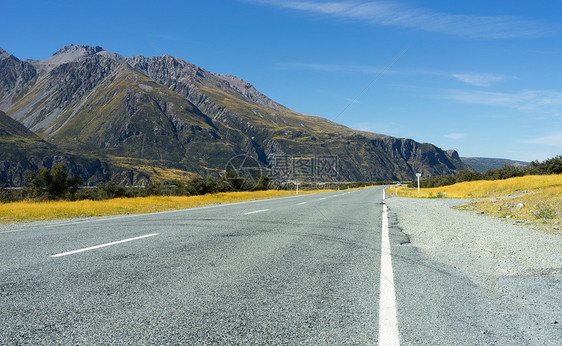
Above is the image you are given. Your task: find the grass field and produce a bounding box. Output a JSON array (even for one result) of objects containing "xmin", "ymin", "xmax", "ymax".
[
  {"xmin": 0, "ymin": 190, "xmax": 332, "ymax": 224},
  {"xmin": 386, "ymin": 175, "xmax": 562, "ymax": 233}
]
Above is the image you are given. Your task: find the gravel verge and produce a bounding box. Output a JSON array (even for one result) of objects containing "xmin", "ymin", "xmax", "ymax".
[
  {"xmin": 385, "ymin": 195, "xmax": 562, "ymax": 337},
  {"xmin": 384, "ymin": 195, "xmax": 562, "ymax": 277}
]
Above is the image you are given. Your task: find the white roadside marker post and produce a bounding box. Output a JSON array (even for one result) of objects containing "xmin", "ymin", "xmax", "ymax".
[
  {"xmin": 289, "ymin": 180, "xmax": 300, "ymax": 195},
  {"xmin": 416, "ymin": 173, "xmax": 421, "ymax": 194}
]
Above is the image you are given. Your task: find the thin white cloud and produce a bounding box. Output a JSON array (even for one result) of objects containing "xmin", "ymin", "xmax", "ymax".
[
  {"xmin": 276, "ymin": 61, "xmax": 382, "ymax": 73},
  {"xmin": 344, "ymin": 97, "xmax": 362, "ymax": 104},
  {"xmin": 444, "ymin": 133, "xmax": 466, "ymax": 140},
  {"xmin": 275, "ymin": 61, "xmax": 451, "ymax": 79},
  {"xmin": 452, "ymin": 73, "xmax": 511, "ymax": 87},
  {"xmin": 246, "ymin": 0, "xmax": 555, "ymax": 39},
  {"xmin": 278, "ymin": 62, "xmax": 514, "ymax": 89},
  {"xmin": 440, "ymin": 89, "xmax": 562, "ymax": 115},
  {"xmin": 522, "ymin": 132, "xmax": 562, "ymax": 147}
]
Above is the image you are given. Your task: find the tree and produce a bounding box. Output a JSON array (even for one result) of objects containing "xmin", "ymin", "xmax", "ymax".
[
  {"xmin": 95, "ymin": 181, "xmax": 126, "ymax": 199},
  {"xmin": 27, "ymin": 163, "xmax": 82, "ymax": 200},
  {"xmin": 530, "ymin": 155, "xmax": 562, "ymax": 175},
  {"xmin": 546, "ymin": 156, "xmax": 562, "ymax": 174},
  {"xmin": 456, "ymin": 170, "xmax": 483, "ymax": 182}
]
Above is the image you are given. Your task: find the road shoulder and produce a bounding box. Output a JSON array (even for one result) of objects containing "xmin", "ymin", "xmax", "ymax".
[
  {"xmin": 384, "ymin": 195, "xmax": 561, "ymax": 277},
  {"xmin": 385, "ymin": 195, "xmax": 561, "ymax": 344}
]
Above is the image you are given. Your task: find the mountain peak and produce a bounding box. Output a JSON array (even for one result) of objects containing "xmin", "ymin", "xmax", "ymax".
[
  {"xmin": 42, "ymin": 44, "xmax": 105, "ymax": 66},
  {"xmin": 0, "ymin": 47, "xmax": 10, "ymax": 59},
  {"xmin": 53, "ymin": 44, "xmax": 104, "ymax": 56},
  {"xmin": 446, "ymin": 149, "xmax": 460, "ymax": 160}
]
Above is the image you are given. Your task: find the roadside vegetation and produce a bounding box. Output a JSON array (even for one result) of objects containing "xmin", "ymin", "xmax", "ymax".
[
  {"xmin": 0, "ymin": 163, "xmax": 378, "ymax": 204},
  {"xmin": 388, "ymin": 174, "xmax": 562, "ymax": 234},
  {"xmin": 0, "ymin": 163, "xmax": 380, "ymax": 223},
  {"xmin": 408, "ymin": 155, "xmax": 562, "ymax": 189},
  {"xmin": 386, "ymin": 156, "xmax": 562, "ymax": 233}
]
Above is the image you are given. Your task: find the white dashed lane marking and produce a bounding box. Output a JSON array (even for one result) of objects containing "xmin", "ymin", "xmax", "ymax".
[
  {"xmin": 51, "ymin": 233, "xmax": 160, "ymax": 258},
  {"xmin": 243, "ymin": 209, "xmax": 270, "ymax": 215}
]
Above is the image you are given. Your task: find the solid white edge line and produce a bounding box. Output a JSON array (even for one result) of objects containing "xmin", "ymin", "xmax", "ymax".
[
  {"xmin": 243, "ymin": 209, "xmax": 269, "ymax": 215},
  {"xmin": 379, "ymin": 204, "xmax": 400, "ymax": 345},
  {"xmin": 50, "ymin": 233, "xmax": 160, "ymax": 258},
  {"xmin": 296, "ymin": 202, "xmax": 307, "ymax": 205}
]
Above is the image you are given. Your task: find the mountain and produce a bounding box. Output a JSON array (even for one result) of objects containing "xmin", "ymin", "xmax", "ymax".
[
  {"xmin": 0, "ymin": 45, "xmax": 469, "ymax": 184},
  {"xmin": 0, "ymin": 110, "xmax": 129, "ymax": 186},
  {"xmin": 461, "ymin": 157, "xmax": 529, "ymax": 173}
]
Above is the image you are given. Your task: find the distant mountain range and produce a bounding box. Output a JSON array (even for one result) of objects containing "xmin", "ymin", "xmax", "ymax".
[
  {"xmin": 0, "ymin": 44, "xmax": 469, "ymax": 185},
  {"xmin": 460, "ymin": 157, "xmax": 529, "ymax": 173}
]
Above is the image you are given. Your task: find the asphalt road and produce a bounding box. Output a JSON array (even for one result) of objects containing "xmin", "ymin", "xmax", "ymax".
[{"xmin": 0, "ymin": 187, "xmax": 558, "ymax": 344}]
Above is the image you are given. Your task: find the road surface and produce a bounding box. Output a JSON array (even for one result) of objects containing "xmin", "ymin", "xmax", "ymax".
[{"xmin": 0, "ymin": 187, "xmax": 557, "ymax": 344}]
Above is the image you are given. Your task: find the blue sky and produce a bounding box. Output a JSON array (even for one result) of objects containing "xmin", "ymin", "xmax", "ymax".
[{"xmin": 2, "ymin": 0, "xmax": 561, "ymax": 161}]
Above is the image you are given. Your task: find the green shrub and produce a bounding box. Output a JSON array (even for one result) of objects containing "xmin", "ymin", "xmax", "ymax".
[
  {"xmin": 532, "ymin": 202, "xmax": 557, "ymax": 219},
  {"xmin": 26, "ymin": 163, "xmax": 82, "ymax": 200},
  {"xmin": 95, "ymin": 182, "xmax": 127, "ymax": 199},
  {"xmin": 529, "ymin": 155, "xmax": 562, "ymax": 175},
  {"xmin": 456, "ymin": 170, "xmax": 483, "ymax": 182},
  {"xmin": 409, "ymin": 174, "xmax": 456, "ymax": 188},
  {"xmin": 483, "ymin": 164, "xmax": 526, "ymax": 180},
  {"xmin": 0, "ymin": 187, "xmax": 22, "ymax": 203}
]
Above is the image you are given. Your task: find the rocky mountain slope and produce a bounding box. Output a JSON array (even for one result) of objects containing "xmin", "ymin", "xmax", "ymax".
[{"xmin": 0, "ymin": 45, "xmax": 469, "ymax": 185}]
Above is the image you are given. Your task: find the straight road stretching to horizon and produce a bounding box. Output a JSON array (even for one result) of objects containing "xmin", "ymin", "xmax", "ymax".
[{"xmin": 0, "ymin": 188, "xmax": 553, "ymax": 344}]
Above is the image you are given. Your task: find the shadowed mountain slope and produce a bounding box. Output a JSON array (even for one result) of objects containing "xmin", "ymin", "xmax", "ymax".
[{"xmin": 0, "ymin": 110, "xmax": 122, "ymax": 186}]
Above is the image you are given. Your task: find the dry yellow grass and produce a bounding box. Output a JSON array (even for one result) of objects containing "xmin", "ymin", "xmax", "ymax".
[
  {"xmin": 386, "ymin": 175, "xmax": 562, "ymax": 233},
  {"xmin": 387, "ymin": 174, "xmax": 562, "ymax": 199},
  {"xmin": 0, "ymin": 190, "xmax": 332, "ymax": 224}
]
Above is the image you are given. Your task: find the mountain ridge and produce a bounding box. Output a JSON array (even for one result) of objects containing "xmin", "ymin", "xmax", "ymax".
[
  {"xmin": 0, "ymin": 44, "xmax": 470, "ymax": 184},
  {"xmin": 461, "ymin": 157, "xmax": 529, "ymax": 173}
]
